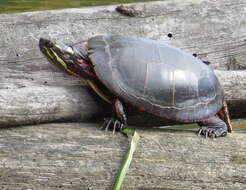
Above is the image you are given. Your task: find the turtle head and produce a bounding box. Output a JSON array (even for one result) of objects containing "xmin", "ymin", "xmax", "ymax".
[{"xmin": 39, "ymin": 38, "xmax": 95, "ymax": 79}]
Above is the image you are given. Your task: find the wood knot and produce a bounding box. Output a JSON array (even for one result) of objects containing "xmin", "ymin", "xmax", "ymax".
[{"xmin": 116, "ymin": 4, "xmax": 144, "ymax": 17}]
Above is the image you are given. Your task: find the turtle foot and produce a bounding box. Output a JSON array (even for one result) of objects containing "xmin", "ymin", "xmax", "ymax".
[
  {"xmin": 198, "ymin": 126, "xmax": 227, "ymax": 138},
  {"xmin": 100, "ymin": 118, "xmax": 125, "ymax": 134}
]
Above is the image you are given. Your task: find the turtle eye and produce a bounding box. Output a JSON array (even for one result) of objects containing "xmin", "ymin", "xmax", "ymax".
[{"xmin": 66, "ymin": 46, "xmax": 74, "ymax": 54}]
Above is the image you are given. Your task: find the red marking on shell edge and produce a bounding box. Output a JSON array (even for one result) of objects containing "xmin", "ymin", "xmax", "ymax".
[
  {"xmin": 183, "ymin": 120, "xmax": 190, "ymax": 123},
  {"xmin": 164, "ymin": 116, "xmax": 171, "ymax": 120},
  {"xmin": 138, "ymin": 107, "xmax": 145, "ymax": 112}
]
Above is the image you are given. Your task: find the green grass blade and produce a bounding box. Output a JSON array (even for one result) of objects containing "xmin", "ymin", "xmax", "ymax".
[{"xmin": 113, "ymin": 129, "xmax": 140, "ymax": 190}]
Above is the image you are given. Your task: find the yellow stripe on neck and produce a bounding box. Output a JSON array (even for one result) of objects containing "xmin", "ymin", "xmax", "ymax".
[
  {"xmin": 45, "ymin": 47, "xmax": 111, "ymax": 103},
  {"xmin": 86, "ymin": 80, "xmax": 111, "ymax": 104},
  {"xmin": 47, "ymin": 48, "xmax": 74, "ymax": 74}
]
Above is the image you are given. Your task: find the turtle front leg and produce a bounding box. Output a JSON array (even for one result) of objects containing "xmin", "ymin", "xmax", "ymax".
[
  {"xmin": 101, "ymin": 98, "xmax": 127, "ymax": 133},
  {"xmin": 197, "ymin": 116, "xmax": 228, "ymax": 138}
]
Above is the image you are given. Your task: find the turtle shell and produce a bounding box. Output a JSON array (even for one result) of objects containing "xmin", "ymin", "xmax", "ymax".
[{"xmin": 87, "ymin": 35, "xmax": 224, "ymax": 121}]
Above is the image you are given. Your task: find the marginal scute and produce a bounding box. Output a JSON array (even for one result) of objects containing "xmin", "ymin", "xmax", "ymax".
[{"xmin": 88, "ymin": 35, "xmax": 224, "ymax": 121}]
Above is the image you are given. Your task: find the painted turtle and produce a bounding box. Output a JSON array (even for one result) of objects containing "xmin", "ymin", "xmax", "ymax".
[{"xmin": 39, "ymin": 35, "xmax": 232, "ymax": 138}]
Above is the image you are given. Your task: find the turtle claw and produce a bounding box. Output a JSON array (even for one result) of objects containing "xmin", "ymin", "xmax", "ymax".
[
  {"xmin": 105, "ymin": 118, "xmax": 113, "ymax": 131},
  {"xmin": 197, "ymin": 126, "xmax": 227, "ymax": 138},
  {"xmin": 100, "ymin": 118, "xmax": 125, "ymax": 133},
  {"xmin": 100, "ymin": 118, "xmax": 110, "ymax": 130}
]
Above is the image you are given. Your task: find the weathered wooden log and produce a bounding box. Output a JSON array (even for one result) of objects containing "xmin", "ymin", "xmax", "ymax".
[
  {"xmin": 0, "ymin": 2, "xmax": 246, "ymax": 189},
  {"xmin": 1, "ymin": 0, "xmax": 246, "ymax": 127},
  {"xmin": 0, "ymin": 70, "xmax": 245, "ymax": 127},
  {"xmin": 0, "ymin": 123, "xmax": 245, "ymax": 190}
]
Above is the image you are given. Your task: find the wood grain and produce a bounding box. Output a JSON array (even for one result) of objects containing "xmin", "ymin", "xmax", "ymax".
[{"xmin": 0, "ymin": 123, "xmax": 245, "ymax": 190}]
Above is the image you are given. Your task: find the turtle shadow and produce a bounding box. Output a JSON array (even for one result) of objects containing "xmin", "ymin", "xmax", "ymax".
[{"xmin": 130, "ymin": 125, "xmax": 198, "ymax": 135}]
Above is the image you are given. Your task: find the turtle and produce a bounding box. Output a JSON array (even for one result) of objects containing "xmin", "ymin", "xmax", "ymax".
[{"xmin": 39, "ymin": 35, "xmax": 232, "ymax": 138}]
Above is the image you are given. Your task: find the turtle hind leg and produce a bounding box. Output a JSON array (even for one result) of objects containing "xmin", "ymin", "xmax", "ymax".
[
  {"xmin": 101, "ymin": 98, "xmax": 127, "ymax": 133},
  {"xmin": 217, "ymin": 101, "xmax": 233, "ymax": 133},
  {"xmin": 197, "ymin": 116, "xmax": 228, "ymax": 138}
]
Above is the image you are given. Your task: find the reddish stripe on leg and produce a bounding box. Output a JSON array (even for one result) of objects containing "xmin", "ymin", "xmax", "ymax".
[{"xmin": 76, "ymin": 58, "xmax": 90, "ymax": 66}]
